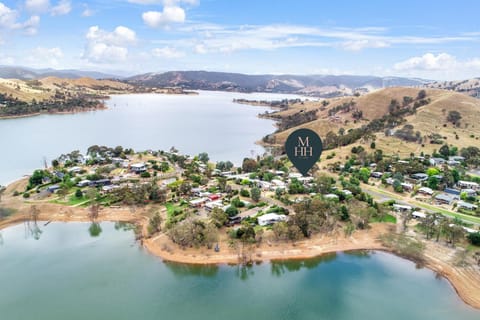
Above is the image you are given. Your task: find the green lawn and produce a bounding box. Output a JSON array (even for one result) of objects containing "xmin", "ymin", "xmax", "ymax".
[
  {"xmin": 165, "ymin": 202, "xmax": 188, "ymax": 218},
  {"xmin": 371, "ymin": 213, "xmax": 397, "ymax": 224}
]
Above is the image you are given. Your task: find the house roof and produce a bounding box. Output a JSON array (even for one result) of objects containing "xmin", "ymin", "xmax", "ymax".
[
  {"xmin": 435, "ymin": 193, "xmax": 453, "ymax": 202},
  {"xmin": 458, "ymin": 201, "xmax": 477, "ymax": 209}
]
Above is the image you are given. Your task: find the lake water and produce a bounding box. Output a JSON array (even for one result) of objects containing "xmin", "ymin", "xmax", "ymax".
[
  {"xmin": 0, "ymin": 222, "xmax": 478, "ymax": 320},
  {"xmin": 0, "ymin": 91, "xmax": 300, "ymax": 185}
]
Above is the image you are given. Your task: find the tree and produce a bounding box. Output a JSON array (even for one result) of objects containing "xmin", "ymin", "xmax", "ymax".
[
  {"xmin": 358, "ymin": 167, "xmax": 371, "ymax": 184},
  {"xmin": 210, "ymin": 207, "xmax": 228, "ymax": 228},
  {"xmin": 0, "ymin": 185, "xmax": 5, "ymax": 202},
  {"xmin": 28, "ymin": 170, "xmax": 47, "ymax": 189},
  {"xmin": 340, "ymin": 205, "xmax": 349, "ymax": 221},
  {"xmin": 75, "ymin": 189, "xmax": 83, "ymax": 198},
  {"xmin": 439, "ymin": 144, "xmax": 450, "ymax": 158},
  {"xmin": 51, "ymin": 159, "xmax": 59, "ymax": 168},
  {"xmin": 147, "ymin": 209, "xmax": 162, "ymax": 236},
  {"xmin": 427, "ymin": 176, "xmax": 439, "ymax": 190},
  {"xmin": 314, "ymin": 174, "xmax": 333, "ymax": 194},
  {"xmin": 467, "ymin": 232, "xmax": 480, "ymax": 246},
  {"xmin": 240, "ymin": 189, "xmax": 250, "ymax": 197},
  {"xmin": 198, "ymin": 152, "xmax": 209, "ymax": 164},
  {"xmin": 370, "ymin": 142, "xmax": 376, "ymax": 149},
  {"xmin": 272, "ymin": 221, "xmax": 289, "ymax": 241},
  {"xmin": 242, "ymin": 158, "xmax": 258, "ymax": 172},
  {"xmin": 447, "ymin": 110, "xmax": 462, "ymax": 124},
  {"xmin": 225, "ymin": 206, "xmax": 238, "ymax": 217},
  {"xmin": 426, "ymin": 167, "xmax": 440, "ymax": 176},
  {"xmin": 56, "ymin": 185, "xmax": 69, "ymax": 200},
  {"xmin": 417, "ymin": 90, "xmax": 427, "ymax": 100},
  {"xmin": 250, "ymin": 187, "xmax": 261, "ymax": 202}
]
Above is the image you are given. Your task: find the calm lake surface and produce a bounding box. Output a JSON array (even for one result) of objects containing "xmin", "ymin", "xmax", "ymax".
[
  {"xmin": 0, "ymin": 222, "xmax": 478, "ymax": 320},
  {"xmin": 0, "ymin": 90, "xmax": 298, "ymax": 185}
]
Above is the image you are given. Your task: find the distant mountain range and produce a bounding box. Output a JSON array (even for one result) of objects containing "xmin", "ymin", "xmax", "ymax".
[
  {"xmin": 0, "ymin": 66, "xmax": 121, "ymax": 80},
  {"xmin": 126, "ymin": 71, "xmax": 431, "ymax": 96},
  {"xmin": 0, "ymin": 66, "xmax": 433, "ymax": 97}
]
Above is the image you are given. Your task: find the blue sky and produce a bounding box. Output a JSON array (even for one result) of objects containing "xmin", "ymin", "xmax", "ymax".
[{"xmin": 0, "ymin": 0, "xmax": 479, "ymax": 79}]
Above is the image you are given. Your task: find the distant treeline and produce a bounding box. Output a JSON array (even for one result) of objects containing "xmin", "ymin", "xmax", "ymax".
[{"xmin": 0, "ymin": 93, "xmax": 103, "ymax": 117}]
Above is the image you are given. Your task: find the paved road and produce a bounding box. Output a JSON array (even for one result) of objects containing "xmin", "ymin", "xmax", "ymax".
[{"xmin": 362, "ymin": 183, "xmax": 480, "ymax": 226}]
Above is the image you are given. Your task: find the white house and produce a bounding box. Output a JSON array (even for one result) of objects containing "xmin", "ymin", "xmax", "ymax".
[
  {"xmin": 393, "ymin": 204, "xmax": 412, "ymax": 212},
  {"xmin": 461, "ymin": 188, "xmax": 477, "ymax": 197},
  {"xmin": 205, "ymin": 200, "xmax": 224, "ymax": 211},
  {"xmin": 258, "ymin": 213, "xmax": 287, "ymax": 226},
  {"xmin": 458, "ymin": 180, "xmax": 479, "ymax": 190},
  {"xmin": 130, "ymin": 163, "xmax": 147, "ymax": 173},
  {"xmin": 457, "ymin": 200, "xmax": 478, "ymax": 211},
  {"xmin": 418, "ymin": 187, "xmax": 434, "ymax": 196}
]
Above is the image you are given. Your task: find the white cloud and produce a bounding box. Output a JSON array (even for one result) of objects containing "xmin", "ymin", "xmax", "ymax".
[
  {"xmin": 0, "ymin": 3, "xmax": 40, "ymax": 35},
  {"xmin": 142, "ymin": 6, "xmax": 185, "ymax": 28},
  {"xmin": 27, "ymin": 46, "xmax": 63, "ymax": 66},
  {"xmin": 81, "ymin": 8, "xmax": 94, "ymax": 17},
  {"xmin": 51, "ymin": 0, "xmax": 71, "ymax": 16},
  {"xmin": 25, "ymin": 0, "xmax": 50, "ymax": 13},
  {"xmin": 394, "ymin": 53, "xmax": 457, "ymax": 71},
  {"xmin": 83, "ymin": 25, "xmax": 136, "ymax": 63},
  {"xmin": 152, "ymin": 46, "xmax": 185, "ymax": 58},
  {"xmin": 341, "ymin": 39, "xmax": 389, "ymax": 51},
  {"xmin": 0, "ymin": 3, "xmax": 18, "ymax": 27},
  {"xmin": 22, "ymin": 15, "xmax": 40, "ymax": 35}
]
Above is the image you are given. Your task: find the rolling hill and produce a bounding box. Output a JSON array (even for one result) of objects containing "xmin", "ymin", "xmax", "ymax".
[
  {"xmin": 126, "ymin": 71, "xmax": 429, "ymax": 97},
  {"xmin": 0, "ymin": 66, "xmax": 121, "ymax": 80},
  {"xmin": 262, "ymin": 87, "xmax": 480, "ymax": 159},
  {"xmin": 0, "ymin": 77, "xmax": 134, "ymax": 102}
]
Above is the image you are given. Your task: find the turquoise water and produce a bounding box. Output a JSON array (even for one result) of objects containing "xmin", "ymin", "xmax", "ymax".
[{"xmin": 0, "ymin": 222, "xmax": 478, "ymax": 320}]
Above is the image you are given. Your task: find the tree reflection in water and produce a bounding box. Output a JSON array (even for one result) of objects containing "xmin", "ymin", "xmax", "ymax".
[
  {"xmin": 89, "ymin": 222, "xmax": 102, "ymax": 237},
  {"xmin": 271, "ymin": 253, "xmax": 338, "ymax": 277}
]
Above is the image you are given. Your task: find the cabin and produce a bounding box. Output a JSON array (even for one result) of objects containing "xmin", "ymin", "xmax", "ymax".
[
  {"xmin": 435, "ymin": 193, "xmax": 454, "ymax": 205},
  {"xmin": 370, "ymin": 172, "xmax": 383, "ymax": 179},
  {"xmin": 189, "ymin": 197, "xmax": 208, "ymax": 208},
  {"xmin": 324, "ymin": 194, "xmax": 339, "ymax": 201},
  {"xmin": 393, "ymin": 204, "xmax": 412, "ymax": 212},
  {"xmin": 401, "ymin": 182, "xmax": 413, "ymax": 192},
  {"xmin": 258, "ymin": 213, "xmax": 287, "ymax": 226},
  {"xmin": 130, "ymin": 163, "xmax": 147, "ymax": 173},
  {"xmin": 205, "ymin": 200, "xmax": 223, "ymax": 211},
  {"xmin": 444, "ymin": 188, "xmax": 461, "ymax": 199},
  {"xmin": 449, "ymin": 156, "xmax": 465, "ymax": 162},
  {"xmin": 89, "ymin": 179, "xmax": 111, "ymax": 187},
  {"xmin": 77, "ymin": 179, "xmax": 91, "ymax": 187},
  {"xmin": 47, "ymin": 185, "xmax": 60, "ymax": 193},
  {"xmin": 458, "ymin": 180, "xmax": 479, "ymax": 190},
  {"xmin": 418, "ymin": 187, "xmax": 434, "ymax": 196},
  {"xmin": 457, "ymin": 200, "xmax": 478, "ymax": 211},
  {"xmin": 430, "ymin": 158, "xmax": 446, "ymax": 166},
  {"xmin": 208, "ymin": 194, "xmax": 221, "ymax": 201},
  {"xmin": 410, "ymin": 173, "xmax": 428, "ymax": 182},
  {"xmin": 68, "ymin": 166, "xmax": 82, "ymax": 174},
  {"xmin": 447, "ymin": 160, "xmax": 461, "ymax": 166},
  {"xmin": 461, "ymin": 188, "xmax": 477, "ymax": 197},
  {"xmin": 412, "ymin": 211, "xmax": 427, "ymax": 219}
]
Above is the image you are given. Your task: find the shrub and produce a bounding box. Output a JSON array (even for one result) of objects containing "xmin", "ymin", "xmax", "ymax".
[
  {"xmin": 467, "ymin": 232, "xmax": 480, "ymax": 246},
  {"xmin": 140, "ymin": 171, "xmax": 151, "ymax": 178}
]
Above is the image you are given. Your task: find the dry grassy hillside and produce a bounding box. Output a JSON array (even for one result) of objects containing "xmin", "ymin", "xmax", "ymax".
[
  {"xmin": 0, "ymin": 77, "xmax": 133, "ymax": 102},
  {"xmin": 266, "ymin": 87, "xmax": 480, "ymax": 159}
]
